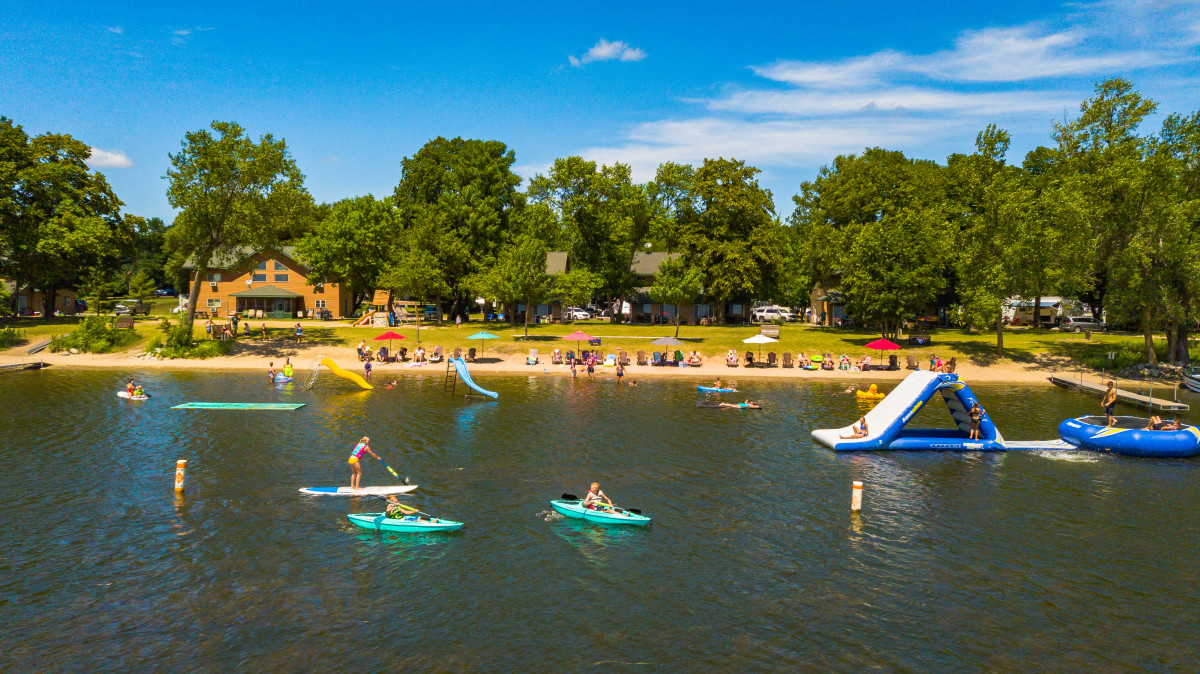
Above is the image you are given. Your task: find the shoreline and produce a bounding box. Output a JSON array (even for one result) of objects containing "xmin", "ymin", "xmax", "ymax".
[{"xmin": 0, "ymin": 348, "xmax": 1117, "ymax": 386}]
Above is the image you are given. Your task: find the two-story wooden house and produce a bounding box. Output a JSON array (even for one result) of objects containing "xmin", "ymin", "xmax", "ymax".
[{"xmin": 182, "ymin": 246, "xmax": 353, "ymax": 319}]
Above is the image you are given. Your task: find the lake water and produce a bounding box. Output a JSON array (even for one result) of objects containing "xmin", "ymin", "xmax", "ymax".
[{"xmin": 2, "ymin": 368, "xmax": 1199, "ymax": 670}]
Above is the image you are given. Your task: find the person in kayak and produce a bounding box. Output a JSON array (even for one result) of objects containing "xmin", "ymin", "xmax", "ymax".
[
  {"xmin": 968, "ymin": 401, "xmax": 985, "ymax": 440},
  {"xmin": 840, "ymin": 417, "xmax": 869, "ymax": 439},
  {"xmin": 348, "ymin": 436, "xmax": 381, "ymax": 490},
  {"xmin": 582, "ymin": 482, "xmax": 613, "ymax": 509},
  {"xmin": 712, "ymin": 377, "xmax": 723, "ymax": 389}
]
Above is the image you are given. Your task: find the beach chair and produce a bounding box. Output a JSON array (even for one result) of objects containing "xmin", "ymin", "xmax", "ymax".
[
  {"xmin": 906, "ymin": 355, "xmax": 919, "ymax": 370},
  {"xmin": 377, "ymin": 346, "xmax": 390, "ymax": 362},
  {"xmin": 822, "ymin": 353, "xmax": 835, "ymax": 370},
  {"xmin": 620, "ymin": 351, "xmax": 631, "ymax": 366},
  {"xmin": 453, "ymin": 347, "xmax": 462, "ymax": 361},
  {"xmin": 767, "ymin": 352, "xmax": 777, "ymax": 367},
  {"xmin": 887, "ymin": 354, "xmax": 900, "ymax": 371},
  {"xmin": 527, "ymin": 349, "xmax": 539, "ymax": 365},
  {"xmin": 782, "ymin": 352, "xmax": 794, "ymax": 368},
  {"xmin": 356, "ymin": 347, "xmax": 367, "ymax": 362},
  {"xmin": 652, "ymin": 352, "xmax": 663, "ymax": 366},
  {"xmin": 637, "ymin": 350, "xmax": 648, "ymax": 365},
  {"xmin": 604, "ymin": 353, "xmax": 617, "ymax": 367},
  {"xmin": 744, "ymin": 351, "xmax": 755, "ymax": 368},
  {"xmin": 552, "ymin": 349, "xmax": 563, "ymax": 365},
  {"xmin": 398, "ymin": 346, "xmax": 408, "ymax": 362},
  {"xmin": 673, "ymin": 350, "xmax": 684, "ymax": 365},
  {"xmin": 466, "ymin": 347, "xmax": 476, "ymax": 362},
  {"xmin": 429, "ymin": 346, "xmax": 443, "ymax": 363},
  {"xmin": 565, "ymin": 350, "xmax": 575, "ymax": 363}
]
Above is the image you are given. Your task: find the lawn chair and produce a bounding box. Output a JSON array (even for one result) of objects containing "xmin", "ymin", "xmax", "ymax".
[
  {"xmin": 356, "ymin": 347, "xmax": 368, "ymax": 362},
  {"xmin": 377, "ymin": 346, "xmax": 390, "ymax": 362},
  {"xmin": 652, "ymin": 352, "xmax": 663, "ymax": 366},
  {"xmin": 822, "ymin": 353, "xmax": 835, "ymax": 370},
  {"xmin": 673, "ymin": 350, "xmax": 684, "ymax": 365},
  {"xmin": 466, "ymin": 347, "xmax": 476, "ymax": 362},
  {"xmin": 767, "ymin": 352, "xmax": 777, "ymax": 367},
  {"xmin": 887, "ymin": 354, "xmax": 899, "ymax": 371},
  {"xmin": 637, "ymin": 350, "xmax": 648, "ymax": 365},
  {"xmin": 744, "ymin": 351, "xmax": 755, "ymax": 367},
  {"xmin": 782, "ymin": 352, "xmax": 794, "ymax": 368},
  {"xmin": 906, "ymin": 355, "xmax": 919, "ymax": 370},
  {"xmin": 429, "ymin": 346, "xmax": 443, "ymax": 363},
  {"xmin": 527, "ymin": 349, "xmax": 539, "ymax": 365},
  {"xmin": 398, "ymin": 346, "xmax": 408, "ymax": 362},
  {"xmin": 552, "ymin": 349, "xmax": 563, "ymax": 365},
  {"xmin": 453, "ymin": 347, "xmax": 462, "ymax": 361},
  {"xmin": 604, "ymin": 353, "xmax": 617, "ymax": 367},
  {"xmin": 620, "ymin": 351, "xmax": 631, "ymax": 366}
]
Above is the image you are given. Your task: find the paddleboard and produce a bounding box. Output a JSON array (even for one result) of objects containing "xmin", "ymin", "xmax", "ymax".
[
  {"xmin": 298, "ymin": 485, "xmax": 418, "ymax": 496},
  {"xmin": 117, "ymin": 391, "xmax": 150, "ymax": 400}
]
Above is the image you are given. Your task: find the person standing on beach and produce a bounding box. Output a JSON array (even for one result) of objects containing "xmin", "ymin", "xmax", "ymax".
[
  {"xmin": 1102, "ymin": 381, "xmax": 1117, "ymax": 427},
  {"xmin": 455, "ymin": 313, "xmax": 462, "ymax": 330},
  {"xmin": 261, "ymin": 323, "xmax": 267, "ymax": 340},
  {"xmin": 205, "ymin": 319, "xmax": 213, "ymax": 340},
  {"xmin": 295, "ymin": 322, "xmax": 303, "ymax": 344},
  {"xmin": 586, "ymin": 355, "xmax": 595, "ymax": 379},
  {"xmin": 348, "ymin": 436, "xmax": 380, "ymax": 490}
]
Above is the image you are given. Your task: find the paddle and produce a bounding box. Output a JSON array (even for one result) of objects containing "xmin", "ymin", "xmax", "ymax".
[
  {"xmin": 369, "ymin": 494, "xmax": 434, "ymax": 519},
  {"xmin": 562, "ymin": 493, "xmax": 641, "ymax": 515}
]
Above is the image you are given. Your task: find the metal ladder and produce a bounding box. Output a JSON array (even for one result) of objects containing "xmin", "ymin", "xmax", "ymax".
[
  {"xmin": 302, "ymin": 355, "xmax": 324, "ymax": 390},
  {"xmin": 444, "ymin": 358, "xmax": 457, "ymax": 395}
]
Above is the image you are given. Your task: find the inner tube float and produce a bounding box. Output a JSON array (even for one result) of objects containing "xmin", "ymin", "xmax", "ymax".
[
  {"xmin": 274, "ymin": 375, "xmax": 293, "ymax": 383},
  {"xmin": 1058, "ymin": 415, "xmax": 1200, "ymax": 458},
  {"xmin": 856, "ymin": 384, "xmax": 885, "ymax": 400}
]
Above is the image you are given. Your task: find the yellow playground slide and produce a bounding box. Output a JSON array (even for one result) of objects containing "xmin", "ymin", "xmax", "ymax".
[{"xmin": 319, "ymin": 357, "xmax": 374, "ymax": 390}]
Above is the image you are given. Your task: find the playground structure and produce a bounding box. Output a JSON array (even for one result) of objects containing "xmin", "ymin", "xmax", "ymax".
[
  {"xmin": 353, "ymin": 289, "xmax": 430, "ymax": 328},
  {"xmin": 812, "ymin": 371, "xmax": 1069, "ymax": 451},
  {"xmin": 302, "ymin": 356, "xmax": 374, "ymax": 390},
  {"xmin": 444, "ymin": 357, "xmax": 498, "ymax": 399}
]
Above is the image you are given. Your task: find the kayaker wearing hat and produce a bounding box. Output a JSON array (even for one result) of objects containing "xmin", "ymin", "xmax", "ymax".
[
  {"xmin": 581, "ymin": 482, "xmax": 613, "ymax": 510},
  {"xmin": 348, "ymin": 436, "xmax": 380, "ymax": 490}
]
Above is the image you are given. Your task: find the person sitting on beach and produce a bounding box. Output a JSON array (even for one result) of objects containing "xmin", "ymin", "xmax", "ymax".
[
  {"xmin": 745, "ymin": 351, "xmax": 755, "ymax": 367},
  {"xmin": 719, "ymin": 399, "xmax": 761, "ymax": 409},
  {"xmin": 688, "ymin": 351, "xmax": 702, "ymax": 365},
  {"xmin": 582, "ymin": 482, "xmax": 613, "ymax": 509},
  {"xmin": 726, "ymin": 349, "xmax": 738, "ymax": 366},
  {"xmin": 798, "ymin": 352, "xmax": 811, "ymax": 368},
  {"xmin": 857, "ymin": 354, "xmax": 872, "ymax": 370},
  {"xmin": 377, "ymin": 346, "xmax": 389, "ymax": 362},
  {"xmin": 840, "ymin": 417, "xmax": 869, "ymax": 439},
  {"xmin": 839, "ymin": 354, "xmax": 851, "ymax": 370},
  {"xmin": 415, "ymin": 346, "xmax": 426, "ymax": 362},
  {"xmin": 362, "ymin": 344, "xmax": 373, "ymax": 361}
]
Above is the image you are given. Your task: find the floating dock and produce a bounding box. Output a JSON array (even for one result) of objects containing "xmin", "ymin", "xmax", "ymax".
[
  {"xmin": 0, "ymin": 361, "xmax": 48, "ymax": 373},
  {"xmin": 1048, "ymin": 376, "xmax": 1189, "ymax": 412},
  {"xmin": 172, "ymin": 402, "xmax": 306, "ymax": 410}
]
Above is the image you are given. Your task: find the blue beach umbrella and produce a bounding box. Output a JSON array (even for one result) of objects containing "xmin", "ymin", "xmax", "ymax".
[{"xmin": 467, "ymin": 330, "xmax": 499, "ymax": 357}]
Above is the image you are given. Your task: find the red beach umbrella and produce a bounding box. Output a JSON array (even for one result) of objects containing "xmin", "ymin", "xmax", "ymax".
[
  {"xmin": 374, "ymin": 330, "xmax": 406, "ymax": 354},
  {"xmin": 863, "ymin": 338, "xmax": 901, "ymax": 368}
]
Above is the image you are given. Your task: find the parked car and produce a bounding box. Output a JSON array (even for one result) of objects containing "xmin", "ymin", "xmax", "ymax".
[
  {"xmin": 563, "ymin": 307, "xmax": 592, "ymax": 320},
  {"xmin": 114, "ymin": 300, "xmax": 150, "ymax": 316},
  {"xmin": 1060, "ymin": 315, "xmax": 1106, "ymax": 332},
  {"xmin": 752, "ymin": 307, "xmax": 796, "ymax": 323},
  {"xmin": 154, "ymin": 288, "xmax": 178, "ymax": 297},
  {"xmin": 74, "ymin": 299, "xmax": 88, "ymax": 312}
]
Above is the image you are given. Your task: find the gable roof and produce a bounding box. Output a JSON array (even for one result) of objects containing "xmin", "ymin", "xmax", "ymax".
[
  {"xmin": 182, "ymin": 245, "xmax": 304, "ymax": 271},
  {"xmin": 631, "ymin": 252, "xmax": 673, "ymax": 275}
]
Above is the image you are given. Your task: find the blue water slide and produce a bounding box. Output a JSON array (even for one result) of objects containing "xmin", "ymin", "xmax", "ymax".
[
  {"xmin": 450, "ymin": 358, "xmax": 498, "ymax": 399},
  {"xmin": 811, "ymin": 372, "xmax": 1003, "ymax": 451}
]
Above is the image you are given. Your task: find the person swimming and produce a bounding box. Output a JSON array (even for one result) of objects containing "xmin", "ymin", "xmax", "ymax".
[{"xmin": 719, "ymin": 399, "xmax": 761, "ymax": 409}]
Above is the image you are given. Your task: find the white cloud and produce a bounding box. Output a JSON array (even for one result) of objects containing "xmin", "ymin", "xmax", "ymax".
[
  {"xmin": 174, "ymin": 29, "xmax": 191, "ymax": 36},
  {"xmin": 702, "ymin": 87, "xmax": 1073, "ymax": 116},
  {"xmin": 107, "ymin": 26, "xmax": 123, "ymax": 35},
  {"xmin": 86, "ymin": 148, "xmax": 132, "ymax": 169},
  {"xmin": 569, "ymin": 39, "xmax": 647, "ymax": 67}
]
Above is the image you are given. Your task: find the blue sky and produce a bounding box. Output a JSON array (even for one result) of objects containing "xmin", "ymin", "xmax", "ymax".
[{"xmin": 2, "ymin": 0, "xmax": 1198, "ymax": 221}]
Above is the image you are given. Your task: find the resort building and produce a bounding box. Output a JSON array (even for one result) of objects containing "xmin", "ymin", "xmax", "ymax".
[
  {"xmin": 182, "ymin": 246, "xmax": 352, "ymax": 319},
  {"xmin": 3, "ymin": 283, "xmax": 79, "ymax": 316}
]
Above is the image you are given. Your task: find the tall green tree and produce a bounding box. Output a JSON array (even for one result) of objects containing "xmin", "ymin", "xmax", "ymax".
[
  {"xmin": 648, "ymin": 255, "xmax": 703, "ymax": 337},
  {"xmin": 380, "ymin": 221, "xmax": 451, "ymax": 344},
  {"xmin": 0, "ymin": 117, "xmax": 134, "ymax": 316},
  {"xmin": 296, "ymin": 195, "xmax": 400, "ymax": 308},
  {"xmin": 164, "ymin": 121, "xmax": 311, "ymax": 342}
]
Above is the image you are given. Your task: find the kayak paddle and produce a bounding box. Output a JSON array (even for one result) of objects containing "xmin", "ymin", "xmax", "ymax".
[
  {"xmin": 562, "ymin": 493, "xmax": 640, "ymax": 515},
  {"xmin": 370, "ymin": 495, "xmax": 434, "ymax": 519}
]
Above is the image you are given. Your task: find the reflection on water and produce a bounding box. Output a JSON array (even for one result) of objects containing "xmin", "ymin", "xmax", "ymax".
[{"xmin": 1, "ymin": 369, "xmax": 1199, "ymax": 670}]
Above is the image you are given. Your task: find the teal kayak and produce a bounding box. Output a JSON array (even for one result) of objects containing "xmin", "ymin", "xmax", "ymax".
[
  {"xmin": 549, "ymin": 499, "xmax": 651, "ymax": 526},
  {"xmin": 697, "ymin": 386, "xmax": 737, "ymax": 393},
  {"xmin": 347, "ymin": 512, "xmax": 463, "ymax": 532}
]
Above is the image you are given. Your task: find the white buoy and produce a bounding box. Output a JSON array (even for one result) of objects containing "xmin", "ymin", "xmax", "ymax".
[
  {"xmin": 174, "ymin": 460, "xmax": 187, "ymax": 492},
  {"xmin": 851, "ymin": 481, "xmax": 863, "ymax": 511}
]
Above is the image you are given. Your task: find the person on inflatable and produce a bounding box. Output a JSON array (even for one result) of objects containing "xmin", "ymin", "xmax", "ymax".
[
  {"xmin": 582, "ymin": 482, "xmax": 613, "ymax": 510},
  {"xmin": 840, "ymin": 417, "xmax": 869, "ymax": 439},
  {"xmin": 968, "ymin": 402, "xmax": 985, "ymax": 439}
]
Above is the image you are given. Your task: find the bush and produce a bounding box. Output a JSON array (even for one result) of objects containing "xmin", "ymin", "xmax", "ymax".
[
  {"xmin": 156, "ymin": 320, "xmax": 234, "ymax": 359},
  {"xmin": 1080, "ymin": 339, "xmax": 1200, "ymax": 370},
  {"xmin": 49, "ymin": 316, "xmax": 140, "ymax": 354},
  {"xmin": 0, "ymin": 326, "xmax": 25, "ymax": 349}
]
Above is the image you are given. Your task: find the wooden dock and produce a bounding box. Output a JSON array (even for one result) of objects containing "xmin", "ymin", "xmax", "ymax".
[
  {"xmin": 1048, "ymin": 376, "xmax": 1189, "ymax": 412},
  {"xmin": 0, "ymin": 361, "xmax": 48, "ymax": 373}
]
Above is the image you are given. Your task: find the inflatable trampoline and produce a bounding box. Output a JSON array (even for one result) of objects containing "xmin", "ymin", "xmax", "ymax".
[{"xmin": 1058, "ymin": 416, "xmax": 1200, "ymax": 458}]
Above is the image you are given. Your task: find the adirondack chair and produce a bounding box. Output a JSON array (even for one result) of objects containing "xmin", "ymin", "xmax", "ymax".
[
  {"xmin": 906, "ymin": 355, "xmax": 919, "ymax": 370},
  {"xmin": 637, "ymin": 350, "xmax": 648, "ymax": 365},
  {"xmin": 466, "ymin": 347, "xmax": 476, "ymax": 362},
  {"xmin": 453, "ymin": 347, "xmax": 462, "ymax": 361},
  {"xmin": 767, "ymin": 352, "xmax": 778, "ymax": 367},
  {"xmin": 552, "ymin": 349, "xmax": 563, "ymax": 364},
  {"xmin": 887, "ymin": 354, "xmax": 900, "ymax": 371},
  {"xmin": 782, "ymin": 352, "xmax": 794, "ymax": 368},
  {"xmin": 527, "ymin": 349, "xmax": 539, "ymax": 365},
  {"xmin": 429, "ymin": 346, "xmax": 443, "ymax": 363},
  {"xmin": 620, "ymin": 351, "xmax": 631, "ymax": 366}
]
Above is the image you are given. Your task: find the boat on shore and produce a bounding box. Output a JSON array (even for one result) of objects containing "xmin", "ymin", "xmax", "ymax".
[
  {"xmin": 1058, "ymin": 415, "xmax": 1200, "ymax": 458},
  {"xmin": 1181, "ymin": 368, "xmax": 1200, "ymax": 393}
]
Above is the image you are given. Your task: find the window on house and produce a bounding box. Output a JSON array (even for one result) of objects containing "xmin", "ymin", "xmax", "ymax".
[
  {"xmin": 255, "ymin": 261, "xmax": 266, "ymax": 270},
  {"xmin": 207, "ymin": 299, "xmax": 221, "ymax": 308},
  {"xmin": 274, "ymin": 261, "xmax": 287, "ymax": 271},
  {"xmin": 206, "ymin": 273, "xmax": 221, "ymax": 283},
  {"xmin": 695, "ymin": 305, "xmax": 712, "ymax": 318},
  {"xmin": 252, "ymin": 273, "xmax": 267, "ymax": 282},
  {"xmin": 729, "ymin": 303, "xmax": 743, "ymax": 315},
  {"xmin": 314, "ymin": 299, "xmax": 326, "ymax": 308},
  {"xmin": 662, "ymin": 305, "xmax": 676, "ymax": 317},
  {"xmin": 274, "ymin": 274, "xmax": 289, "ymax": 283}
]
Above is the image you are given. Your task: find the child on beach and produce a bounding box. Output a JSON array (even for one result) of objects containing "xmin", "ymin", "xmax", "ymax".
[
  {"xmin": 295, "ymin": 323, "xmax": 303, "ymax": 344},
  {"xmin": 615, "ymin": 361, "xmax": 624, "ymax": 383},
  {"xmin": 261, "ymin": 324, "xmax": 267, "ymax": 340}
]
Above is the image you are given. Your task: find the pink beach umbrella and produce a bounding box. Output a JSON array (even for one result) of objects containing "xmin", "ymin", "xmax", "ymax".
[{"xmin": 863, "ymin": 337, "xmax": 901, "ymax": 367}]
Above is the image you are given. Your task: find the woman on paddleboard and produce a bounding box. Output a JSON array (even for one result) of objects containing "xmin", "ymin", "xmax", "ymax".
[
  {"xmin": 582, "ymin": 482, "xmax": 613, "ymax": 509},
  {"xmin": 348, "ymin": 436, "xmax": 380, "ymax": 490}
]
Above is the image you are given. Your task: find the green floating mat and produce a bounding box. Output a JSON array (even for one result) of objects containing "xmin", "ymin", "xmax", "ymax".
[{"xmin": 172, "ymin": 402, "xmax": 306, "ymax": 410}]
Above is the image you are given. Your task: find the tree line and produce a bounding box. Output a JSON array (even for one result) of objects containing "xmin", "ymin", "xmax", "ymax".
[{"xmin": 1, "ymin": 79, "xmax": 1197, "ymax": 363}]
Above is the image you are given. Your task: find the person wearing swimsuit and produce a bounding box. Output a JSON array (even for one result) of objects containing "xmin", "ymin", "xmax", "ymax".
[
  {"xmin": 126, "ymin": 379, "xmax": 137, "ymax": 396},
  {"xmin": 968, "ymin": 402, "xmax": 984, "ymax": 440},
  {"xmin": 267, "ymin": 362, "xmax": 276, "ymax": 382},
  {"xmin": 581, "ymin": 482, "xmax": 613, "ymax": 510},
  {"xmin": 348, "ymin": 436, "xmax": 380, "ymax": 490},
  {"xmin": 840, "ymin": 417, "xmax": 869, "ymax": 439},
  {"xmin": 1102, "ymin": 381, "xmax": 1117, "ymax": 427}
]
